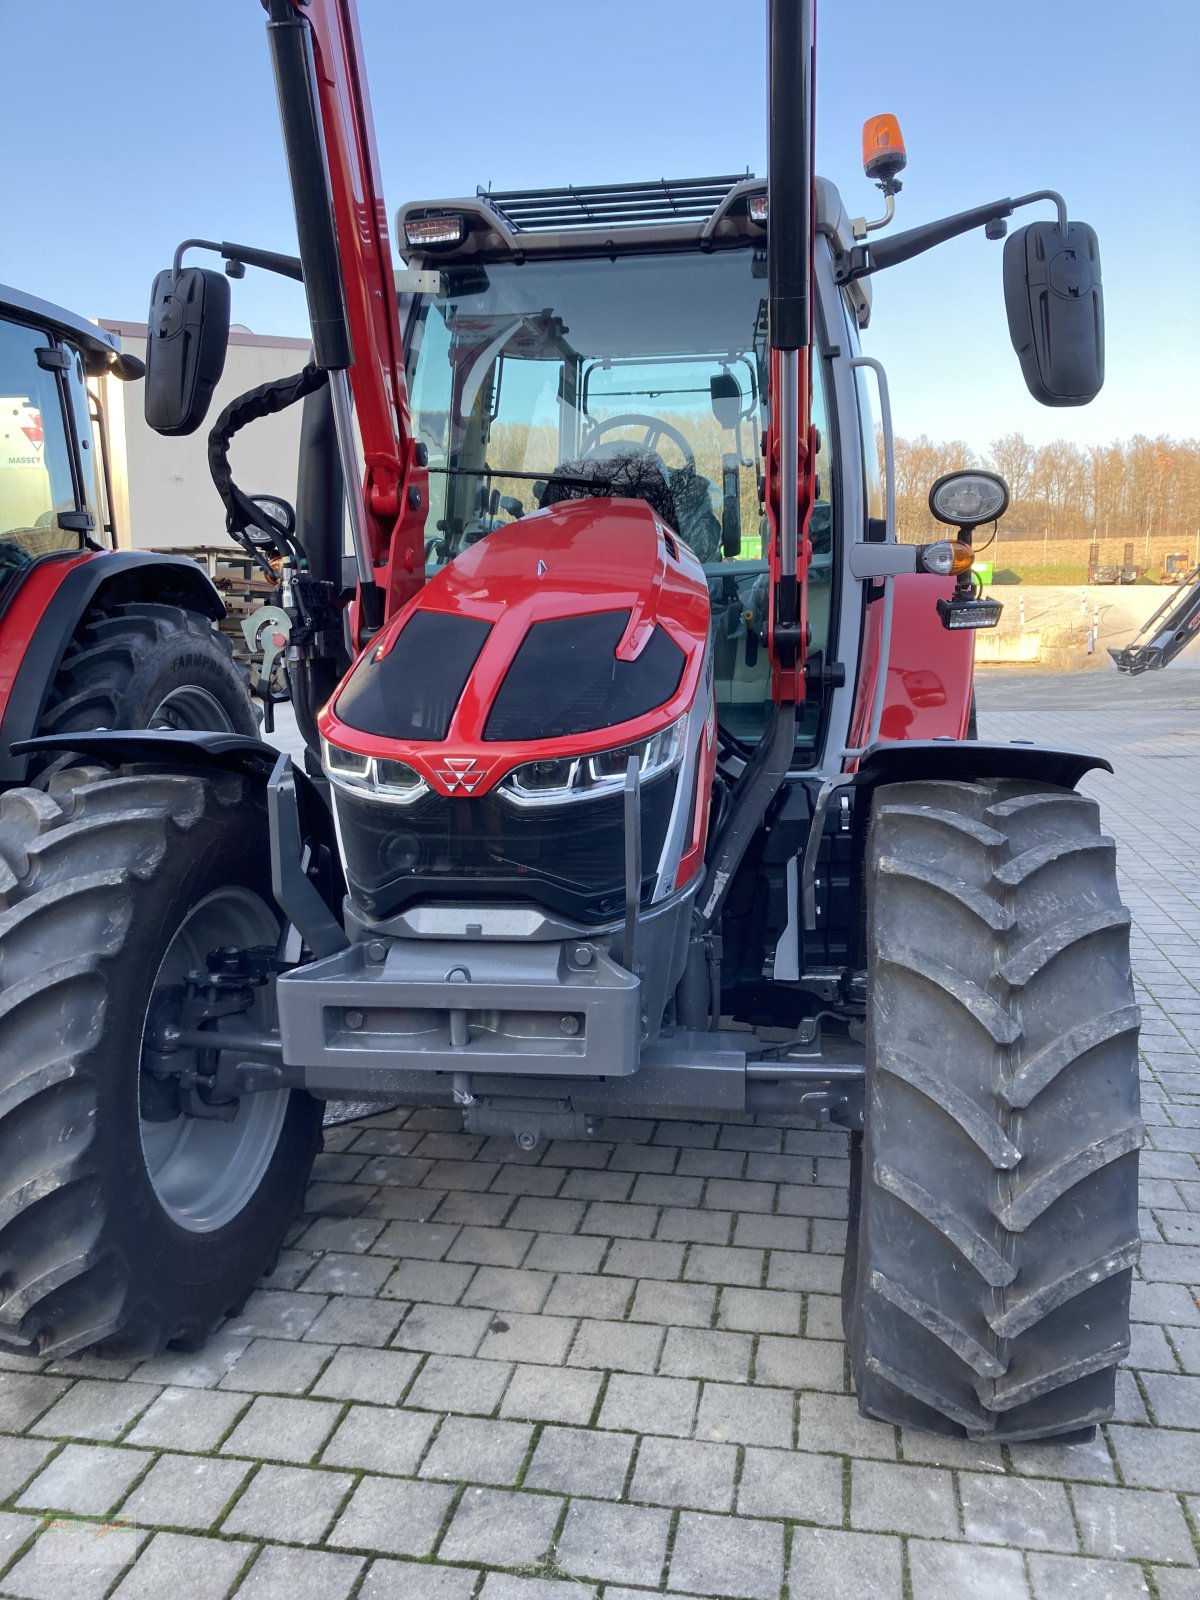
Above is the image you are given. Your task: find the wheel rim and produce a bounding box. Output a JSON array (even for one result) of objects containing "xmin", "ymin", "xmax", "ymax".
[
  {"xmin": 139, "ymin": 888, "xmax": 289, "ymax": 1233},
  {"xmin": 150, "ymin": 684, "xmax": 236, "ymax": 732}
]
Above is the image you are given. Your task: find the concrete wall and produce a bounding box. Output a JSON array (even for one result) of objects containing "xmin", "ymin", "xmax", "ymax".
[
  {"xmin": 974, "ymin": 584, "xmax": 1200, "ymax": 669},
  {"xmin": 100, "ymin": 323, "xmax": 309, "ymax": 550}
]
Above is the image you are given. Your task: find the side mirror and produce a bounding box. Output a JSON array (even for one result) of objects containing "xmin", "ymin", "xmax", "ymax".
[
  {"xmin": 1003, "ymin": 220, "xmax": 1103, "ymax": 406},
  {"xmin": 710, "ymin": 372, "xmax": 743, "ymax": 431},
  {"xmin": 144, "ymin": 267, "xmax": 230, "ymax": 436}
]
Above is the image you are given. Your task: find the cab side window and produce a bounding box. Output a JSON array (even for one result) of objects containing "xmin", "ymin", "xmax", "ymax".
[{"xmin": 0, "ymin": 318, "xmax": 81, "ymax": 580}]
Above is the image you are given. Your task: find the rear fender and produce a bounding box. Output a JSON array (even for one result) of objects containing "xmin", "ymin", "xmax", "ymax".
[{"xmin": 0, "ymin": 551, "xmax": 227, "ymax": 784}]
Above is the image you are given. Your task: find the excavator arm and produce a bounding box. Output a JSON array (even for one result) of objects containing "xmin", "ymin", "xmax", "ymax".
[{"xmin": 1110, "ymin": 564, "xmax": 1200, "ymax": 673}]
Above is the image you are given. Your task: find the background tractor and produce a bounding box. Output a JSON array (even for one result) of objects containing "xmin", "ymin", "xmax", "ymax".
[
  {"xmin": 0, "ymin": 284, "xmax": 257, "ymax": 790},
  {"xmin": 0, "ymin": 0, "xmax": 1138, "ymax": 1445}
]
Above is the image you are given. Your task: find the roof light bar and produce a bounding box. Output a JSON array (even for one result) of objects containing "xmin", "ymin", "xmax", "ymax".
[{"xmin": 404, "ymin": 215, "xmax": 466, "ymax": 248}]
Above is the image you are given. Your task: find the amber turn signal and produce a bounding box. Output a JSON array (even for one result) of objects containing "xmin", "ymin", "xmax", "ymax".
[{"xmin": 916, "ymin": 540, "xmax": 975, "ymax": 577}]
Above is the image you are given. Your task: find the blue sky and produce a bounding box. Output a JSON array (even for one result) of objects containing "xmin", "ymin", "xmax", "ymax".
[{"xmin": 3, "ymin": 0, "xmax": 1192, "ymax": 456}]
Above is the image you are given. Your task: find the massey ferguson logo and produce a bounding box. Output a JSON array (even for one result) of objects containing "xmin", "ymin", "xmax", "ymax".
[{"xmin": 434, "ymin": 757, "xmax": 489, "ymax": 794}]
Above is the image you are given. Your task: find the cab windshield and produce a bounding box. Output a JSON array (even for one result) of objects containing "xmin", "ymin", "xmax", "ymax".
[{"xmin": 403, "ymin": 247, "xmax": 833, "ymax": 748}]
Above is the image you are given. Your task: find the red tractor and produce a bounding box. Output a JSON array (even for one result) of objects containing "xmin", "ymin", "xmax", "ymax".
[
  {"xmin": 0, "ymin": 284, "xmax": 257, "ymax": 786},
  {"xmin": 0, "ymin": 0, "xmax": 1137, "ymax": 1444}
]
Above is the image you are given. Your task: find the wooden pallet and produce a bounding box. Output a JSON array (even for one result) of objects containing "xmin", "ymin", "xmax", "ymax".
[{"xmin": 150, "ymin": 545, "xmax": 276, "ymax": 661}]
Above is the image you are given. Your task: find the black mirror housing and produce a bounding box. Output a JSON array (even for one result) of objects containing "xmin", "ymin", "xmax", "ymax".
[
  {"xmin": 1003, "ymin": 220, "xmax": 1103, "ymax": 406},
  {"xmin": 710, "ymin": 372, "xmax": 742, "ymax": 431},
  {"xmin": 144, "ymin": 267, "xmax": 231, "ymax": 436}
]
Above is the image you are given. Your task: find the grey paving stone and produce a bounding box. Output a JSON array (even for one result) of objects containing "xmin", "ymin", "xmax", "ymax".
[
  {"xmin": 237, "ymin": 1545, "xmax": 364, "ymax": 1600},
  {"xmin": 477, "ymin": 1310, "xmax": 575, "ymax": 1365},
  {"xmin": 225, "ymin": 1288, "xmax": 327, "ymax": 1339},
  {"xmin": 478, "ymin": 1577, "xmax": 598, "ymax": 1600},
  {"xmin": 630, "ymin": 1435, "xmax": 737, "ymax": 1511},
  {"xmin": 557, "ymin": 1498, "xmax": 671, "ymax": 1588},
  {"xmin": 1028, "ymin": 1553, "xmax": 1150, "ymax": 1599},
  {"xmin": 461, "ymin": 1267, "xmax": 554, "ymax": 1313},
  {"xmin": 795, "ymin": 1391, "xmax": 898, "ymax": 1459},
  {"xmin": 677, "ymin": 1149, "xmax": 745, "ymax": 1178},
  {"xmin": 629, "ymin": 1281, "xmax": 716, "ymax": 1328},
  {"xmin": 302, "ymin": 1295, "xmax": 404, "ymax": 1347},
  {"xmin": 731, "ymin": 1213, "xmax": 808, "ymax": 1251},
  {"xmin": 704, "ymin": 1179, "xmax": 777, "ymax": 1214},
  {"xmin": 407, "ymin": 1354, "xmax": 512, "ymax": 1415},
  {"xmin": 1128, "ymin": 1321, "xmax": 1184, "ymax": 1371},
  {"xmin": 1110, "ymin": 1423, "xmax": 1200, "ymax": 1491},
  {"xmin": 217, "ymin": 1336, "xmax": 333, "ymax": 1395},
  {"xmin": 329, "ymin": 1475, "xmax": 454, "ymax": 1557},
  {"xmin": 668, "ymin": 1509, "xmax": 784, "ymax": 1600},
  {"xmin": 789, "ymin": 1526, "xmax": 903, "ymax": 1600},
  {"xmin": 524, "ymin": 1232, "xmax": 608, "ymax": 1273},
  {"xmin": 220, "ymin": 1394, "xmax": 342, "ymax": 1464},
  {"xmin": 507, "ymin": 1197, "xmax": 587, "ymax": 1233},
  {"xmin": 447, "ymin": 1226, "xmax": 535, "ymax": 1268},
  {"xmin": 656, "ymin": 1206, "xmax": 734, "ymax": 1244},
  {"xmin": 395, "ymin": 1302, "xmax": 493, "ymax": 1356},
  {"xmin": 320, "ymin": 1404, "xmax": 437, "ymax": 1475},
  {"xmin": 717, "ymin": 1287, "xmax": 801, "ymax": 1334},
  {"xmin": 569, "ymin": 1318, "xmax": 664, "ymax": 1374},
  {"xmin": 0, "ymin": 1369, "xmax": 68, "ymax": 1433},
  {"xmin": 804, "ymin": 1293, "xmax": 845, "ymax": 1340},
  {"xmin": 0, "ymin": 1436, "xmax": 54, "ymax": 1501},
  {"xmin": 374, "ymin": 1222, "xmax": 464, "ymax": 1260},
  {"xmin": 125, "ymin": 1384, "xmax": 248, "ymax": 1452},
  {"xmin": 658, "ymin": 1326, "xmax": 753, "ymax": 1383},
  {"xmin": 685, "ymin": 1246, "xmax": 765, "ymax": 1288},
  {"xmin": 599, "ymin": 1373, "xmax": 699, "ymax": 1437},
  {"xmin": 311, "ymin": 1345, "xmax": 420, "ymax": 1403},
  {"xmin": 776, "ymin": 1182, "xmax": 849, "ymax": 1218},
  {"xmin": 110, "ymin": 1531, "xmax": 251, "ymax": 1600},
  {"xmin": 604, "ymin": 1240, "xmax": 685, "ymax": 1280},
  {"xmin": 696, "ymin": 1381, "xmax": 793, "ymax": 1447},
  {"xmin": 1151, "ymin": 1569, "xmax": 1200, "ymax": 1600},
  {"xmin": 420, "ymin": 1415, "xmax": 533, "ymax": 1485},
  {"xmin": 433, "ymin": 1191, "xmax": 514, "ymax": 1227},
  {"xmin": 632, "ymin": 1175, "xmax": 704, "ymax": 1208},
  {"xmin": 119, "ymin": 1451, "xmax": 250, "ymax": 1531},
  {"xmin": 494, "ymin": 1163, "xmax": 570, "ymax": 1197},
  {"xmin": 17, "ymin": 1442, "xmax": 151, "ymax": 1516},
  {"xmin": 525, "ymin": 1424, "xmax": 634, "ymax": 1499},
  {"xmin": 130, "ymin": 1335, "xmax": 249, "ymax": 1390},
  {"xmin": 359, "ymin": 1559, "xmax": 481, "ymax": 1600},
  {"xmin": 581, "ymin": 1202, "xmax": 659, "ymax": 1239},
  {"xmin": 1143, "ymin": 1371, "xmax": 1200, "ymax": 1428},
  {"xmin": 956, "ymin": 1469, "xmax": 1078, "ymax": 1551},
  {"xmin": 29, "ymin": 1378, "xmax": 160, "ymax": 1441},
  {"xmin": 1073, "ymin": 1484, "xmax": 1196, "ymax": 1563},
  {"xmin": 737, "ymin": 1444, "xmax": 843, "ymax": 1523},
  {"xmin": 900, "ymin": 1429, "xmax": 1006, "ymax": 1472},
  {"xmin": 438, "ymin": 1484, "xmax": 562, "ymax": 1566},
  {"xmin": 754, "ymin": 1333, "xmax": 843, "ymax": 1390},
  {"xmin": 1, "ymin": 1518, "xmax": 145, "ymax": 1600},
  {"xmin": 295, "ymin": 1216, "xmax": 386, "ymax": 1252},
  {"xmin": 767, "ymin": 1250, "xmax": 842, "ymax": 1291},
  {"xmin": 500, "ymin": 1363, "xmax": 602, "ymax": 1424},
  {"xmin": 850, "ymin": 1459, "xmax": 958, "ymax": 1539},
  {"xmin": 382, "ymin": 1259, "xmax": 476, "ymax": 1304},
  {"xmin": 908, "ymin": 1540, "xmax": 1030, "ymax": 1600},
  {"xmin": 1008, "ymin": 1430, "xmax": 1118, "ymax": 1484},
  {"xmin": 559, "ymin": 1169, "xmax": 633, "ymax": 1201},
  {"xmin": 544, "ymin": 1273, "xmax": 634, "ymax": 1319},
  {"xmin": 223, "ymin": 1461, "xmax": 353, "ymax": 1544}
]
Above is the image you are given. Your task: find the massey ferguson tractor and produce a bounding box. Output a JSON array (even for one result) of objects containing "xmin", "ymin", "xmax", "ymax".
[
  {"xmin": 0, "ymin": 0, "xmax": 1138, "ymax": 1445},
  {"xmin": 0, "ymin": 284, "xmax": 257, "ymax": 786}
]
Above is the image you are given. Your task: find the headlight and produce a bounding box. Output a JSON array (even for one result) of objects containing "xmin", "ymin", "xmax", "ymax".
[
  {"xmin": 500, "ymin": 719, "xmax": 685, "ymax": 806},
  {"xmin": 322, "ymin": 738, "xmax": 428, "ymax": 805}
]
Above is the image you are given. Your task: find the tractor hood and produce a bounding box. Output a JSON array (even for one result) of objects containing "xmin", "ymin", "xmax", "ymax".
[{"xmin": 319, "ymin": 495, "xmax": 712, "ymax": 799}]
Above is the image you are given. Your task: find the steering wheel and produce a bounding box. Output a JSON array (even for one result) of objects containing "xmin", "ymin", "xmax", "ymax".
[{"xmin": 582, "ymin": 414, "xmax": 696, "ymax": 472}]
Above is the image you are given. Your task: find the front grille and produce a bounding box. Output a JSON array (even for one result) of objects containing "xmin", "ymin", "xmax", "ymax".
[{"xmin": 334, "ymin": 772, "xmax": 678, "ymax": 923}]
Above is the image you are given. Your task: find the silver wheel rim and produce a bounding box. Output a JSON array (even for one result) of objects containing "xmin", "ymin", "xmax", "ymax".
[
  {"xmin": 139, "ymin": 888, "xmax": 289, "ymax": 1233},
  {"xmin": 150, "ymin": 685, "xmax": 235, "ymax": 732}
]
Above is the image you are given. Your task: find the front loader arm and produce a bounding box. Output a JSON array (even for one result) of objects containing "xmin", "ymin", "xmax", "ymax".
[{"xmin": 264, "ymin": 0, "xmax": 427, "ymax": 624}]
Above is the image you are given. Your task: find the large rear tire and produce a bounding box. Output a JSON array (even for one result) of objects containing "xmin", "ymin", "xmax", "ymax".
[
  {"xmin": 0, "ymin": 765, "xmax": 320, "ymax": 1360},
  {"xmin": 843, "ymin": 776, "xmax": 1141, "ymax": 1440},
  {"xmin": 37, "ymin": 600, "xmax": 257, "ymax": 744}
]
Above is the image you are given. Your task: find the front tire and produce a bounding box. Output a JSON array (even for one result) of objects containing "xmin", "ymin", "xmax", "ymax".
[
  {"xmin": 0, "ymin": 765, "xmax": 320, "ymax": 1359},
  {"xmin": 844, "ymin": 777, "xmax": 1141, "ymax": 1440}
]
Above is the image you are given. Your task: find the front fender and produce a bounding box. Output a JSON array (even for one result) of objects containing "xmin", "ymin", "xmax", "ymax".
[{"xmin": 854, "ymin": 738, "xmax": 1111, "ymax": 791}]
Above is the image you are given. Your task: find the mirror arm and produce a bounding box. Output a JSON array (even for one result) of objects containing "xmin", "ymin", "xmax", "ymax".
[
  {"xmin": 836, "ymin": 189, "xmax": 1068, "ymax": 281},
  {"xmin": 172, "ymin": 238, "xmax": 304, "ymax": 284}
]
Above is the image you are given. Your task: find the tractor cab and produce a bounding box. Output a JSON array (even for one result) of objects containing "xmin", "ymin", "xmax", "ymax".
[{"xmin": 396, "ymin": 178, "xmax": 851, "ymax": 758}]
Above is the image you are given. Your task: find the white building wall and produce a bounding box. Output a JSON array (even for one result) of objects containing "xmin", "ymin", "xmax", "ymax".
[{"xmin": 100, "ymin": 323, "xmax": 309, "ymax": 550}]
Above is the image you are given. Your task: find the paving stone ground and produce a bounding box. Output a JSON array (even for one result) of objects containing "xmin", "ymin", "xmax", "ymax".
[{"xmin": 1, "ymin": 666, "xmax": 1198, "ymax": 1600}]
